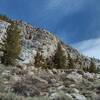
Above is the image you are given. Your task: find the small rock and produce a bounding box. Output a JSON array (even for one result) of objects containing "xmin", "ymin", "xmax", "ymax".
[
  {"xmin": 2, "ymin": 70, "xmax": 10, "ymax": 76},
  {"xmin": 58, "ymin": 85, "xmax": 65, "ymax": 90},
  {"xmin": 11, "ymin": 75, "xmax": 21, "ymax": 82},
  {"xmin": 96, "ymin": 74, "xmax": 100, "ymax": 79},
  {"xmin": 71, "ymin": 88, "xmax": 80, "ymax": 93},
  {"xmin": 50, "ymin": 91, "xmax": 72, "ymax": 100},
  {"xmin": 27, "ymin": 71, "xmax": 34, "ymax": 76},
  {"xmin": 50, "ymin": 79, "xmax": 57, "ymax": 84},
  {"xmin": 48, "ymin": 69, "xmax": 54, "ymax": 76},
  {"xmin": 71, "ymin": 93, "xmax": 87, "ymax": 100},
  {"xmin": 67, "ymin": 71, "xmax": 82, "ymax": 83},
  {"xmin": 52, "ymin": 68, "xmax": 57, "ymax": 74},
  {"xmin": 66, "ymin": 93, "xmax": 74, "ymax": 100},
  {"xmin": 69, "ymin": 84, "xmax": 76, "ymax": 88}
]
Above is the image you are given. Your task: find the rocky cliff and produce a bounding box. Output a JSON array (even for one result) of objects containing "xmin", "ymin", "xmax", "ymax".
[{"xmin": 0, "ymin": 19, "xmax": 100, "ymax": 68}]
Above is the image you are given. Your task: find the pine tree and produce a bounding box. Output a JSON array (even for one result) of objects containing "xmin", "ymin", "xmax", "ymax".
[
  {"xmin": 67, "ymin": 53, "xmax": 74, "ymax": 69},
  {"xmin": 88, "ymin": 59, "xmax": 97, "ymax": 73},
  {"xmin": 0, "ymin": 22, "xmax": 21, "ymax": 65},
  {"xmin": 0, "ymin": 15, "xmax": 11, "ymax": 22},
  {"xmin": 53, "ymin": 43, "xmax": 66, "ymax": 69}
]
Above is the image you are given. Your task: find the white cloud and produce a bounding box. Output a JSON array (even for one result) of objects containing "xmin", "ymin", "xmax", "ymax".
[{"xmin": 73, "ymin": 38, "xmax": 100, "ymax": 59}]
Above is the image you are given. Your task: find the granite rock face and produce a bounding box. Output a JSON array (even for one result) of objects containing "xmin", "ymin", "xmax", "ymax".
[{"xmin": 0, "ymin": 19, "xmax": 100, "ymax": 69}]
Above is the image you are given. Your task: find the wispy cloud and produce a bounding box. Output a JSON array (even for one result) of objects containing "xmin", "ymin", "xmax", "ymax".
[
  {"xmin": 73, "ymin": 38, "xmax": 100, "ymax": 59},
  {"xmin": 0, "ymin": 0, "xmax": 100, "ymax": 47},
  {"xmin": 46, "ymin": 0, "xmax": 84, "ymax": 13}
]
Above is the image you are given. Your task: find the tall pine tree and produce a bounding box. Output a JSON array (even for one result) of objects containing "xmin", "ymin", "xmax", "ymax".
[
  {"xmin": 67, "ymin": 53, "xmax": 74, "ymax": 69},
  {"xmin": 53, "ymin": 43, "xmax": 66, "ymax": 69},
  {"xmin": 1, "ymin": 22, "xmax": 21, "ymax": 65},
  {"xmin": 88, "ymin": 58, "xmax": 97, "ymax": 73}
]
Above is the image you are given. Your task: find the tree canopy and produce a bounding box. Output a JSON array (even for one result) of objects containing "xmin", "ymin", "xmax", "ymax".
[{"xmin": 0, "ymin": 22, "xmax": 21, "ymax": 65}]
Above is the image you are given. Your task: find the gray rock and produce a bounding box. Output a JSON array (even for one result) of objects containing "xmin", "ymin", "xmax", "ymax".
[
  {"xmin": 57, "ymin": 85, "xmax": 65, "ymax": 90},
  {"xmin": 71, "ymin": 93, "xmax": 87, "ymax": 100},
  {"xmin": 66, "ymin": 71, "xmax": 83, "ymax": 83},
  {"xmin": 50, "ymin": 91, "xmax": 72, "ymax": 100},
  {"xmin": 71, "ymin": 88, "xmax": 80, "ymax": 93},
  {"xmin": 83, "ymin": 72, "xmax": 95, "ymax": 80},
  {"xmin": 66, "ymin": 93, "xmax": 74, "ymax": 100}
]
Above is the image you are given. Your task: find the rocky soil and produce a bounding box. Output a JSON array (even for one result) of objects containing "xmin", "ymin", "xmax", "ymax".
[{"xmin": 0, "ymin": 64, "xmax": 100, "ymax": 100}]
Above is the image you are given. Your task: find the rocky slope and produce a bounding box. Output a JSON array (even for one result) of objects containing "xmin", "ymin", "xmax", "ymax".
[
  {"xmin": 0, "ymin": 18, "xmax": 100, "ymax": 100},
  {"xmin": 0, "ymin": 19, "xmax": 100, "ymax": 68},
  {"xmin": 0, "ymin": 65, "xmax": 100, "ymax": 100}
]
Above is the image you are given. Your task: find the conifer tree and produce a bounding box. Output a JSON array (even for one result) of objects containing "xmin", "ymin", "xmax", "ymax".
[
  {"xmin": 89, "ymin": 59, "xmax": 97, "ymax": 73},
  {"xmin": 53, "ymin": 43, "xmax": 66, "ymax": 69},
  {"xmin": 67, "ymin": 53, "xmax": 74, "ymax": 69},
  {"xmin": 0, "ymin": 15, "xmax": 11, "ymax": 22},
  {"xmin": 0, "ymin": 22, "xmax": 21, "ymax": 65}
]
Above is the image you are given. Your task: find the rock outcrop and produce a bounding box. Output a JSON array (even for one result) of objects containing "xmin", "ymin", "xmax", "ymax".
[{"xmin": 0, "ymin": 19, "xmax": 100, "ymax": 69}]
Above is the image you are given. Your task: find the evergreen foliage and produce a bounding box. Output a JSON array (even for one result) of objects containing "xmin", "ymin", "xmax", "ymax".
[
  {"xmin": 53, "ymin": 43, "xmax": 66, "ymax": 69},
  {"xmin": 0, "ymin": 22, "xmax": 21, "ymax": 65},
  {"xmin": 83, "ymin": 59, "xmax": 97, "ymax": 73},
  {"xmin": 88, "ymin": 59, "xmax": 97, "ymax": 73},
  {"xmin": 96, "ymin": 67, "xmax": 100, "ymax": 73},
  {"xmin": 34, "ymin": 52, "xmax": 48, "ymax": 68},
  {"xmin": 34, "ymin": 43, "xmax": 67, "ymax": 69},
  {"xmin": 83, "ymin": 67, "xmax": 88, "ymax": 72},
  {"xmin": 67, "ymin": 53, "xmax": 74, "ymax": 69},
  {"xmin": 0, "ymin": 15, "xmax": 11, "ymax": 22}
]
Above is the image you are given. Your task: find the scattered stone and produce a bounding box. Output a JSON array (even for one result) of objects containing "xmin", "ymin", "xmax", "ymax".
[
  {"xmin": 66, "ymin": 71, "xmax": 82, "ymax": 83},
  {"xmin": 58, "ymin": 85, "xmax": 65, "ymax": 90},
  {"xmin": 66, "ymin": 93, "xmax": 73, "ymax": 100},
  {"xmin": 71, "ymin": 88, "xmax": 80, "ymax": 93},
  {"xmin": 71, "ymin": 93, "xmax": 87, "ymax": 100},
  {"xmin": 69, "ymin": 84, "xmax": 76, "ymax": 88},
  {"xmin": 83, "ymin": 72, "xmax": 95, "ymax": 80},
  {"xmin": 50, "ymin": 91, "xmax": 71, "ymax": 100},
  {"xmin": 0, "ymin": 64, "xmax": 100, "ymax": 99}
]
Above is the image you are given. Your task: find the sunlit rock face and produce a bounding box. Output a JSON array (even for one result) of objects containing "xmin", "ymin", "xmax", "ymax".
[
  {"xmin": 0, "ymin": 19, "xmax": 100, "ymax": 68},
  {"xmin": 0, "ymin": 20, "xmax": 10, "ymax": 41},
  {"xmin": 16, "ymin": 20, "xmax": 58, "ymax": 64}
]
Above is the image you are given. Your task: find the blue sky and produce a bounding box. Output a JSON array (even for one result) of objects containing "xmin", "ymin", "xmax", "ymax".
[{"xmin": 0, "ymin": 0, "xmax": 100, "ymax": 58}]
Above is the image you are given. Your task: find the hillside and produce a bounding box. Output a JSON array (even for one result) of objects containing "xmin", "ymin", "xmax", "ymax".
[
  {"xmin": 0, "ymin": 18, "xmax": 100, "ymax": 100},
  {"xmin": 0, "ymin": 19, "xmax": 100, "ymax": 68}
]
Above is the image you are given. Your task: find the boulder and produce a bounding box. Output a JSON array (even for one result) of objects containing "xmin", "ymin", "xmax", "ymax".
[
  {"xmin": 71, "ymin": 88, "xmax": 80, "ymax": 93},
  {"xmin": 66, "ymin": 71, "xmax": 83, "ymax": 83},
  {"xmin": 71, "ymin": 93, "xmax": 87, "ymax": 100},
  {"xmin": 83, "ymin": 72, "xmax": 95, "ymax": 80},
  {"xmin": 50, "ymin": 91, "xmax": 73, "ymax": 100}
]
